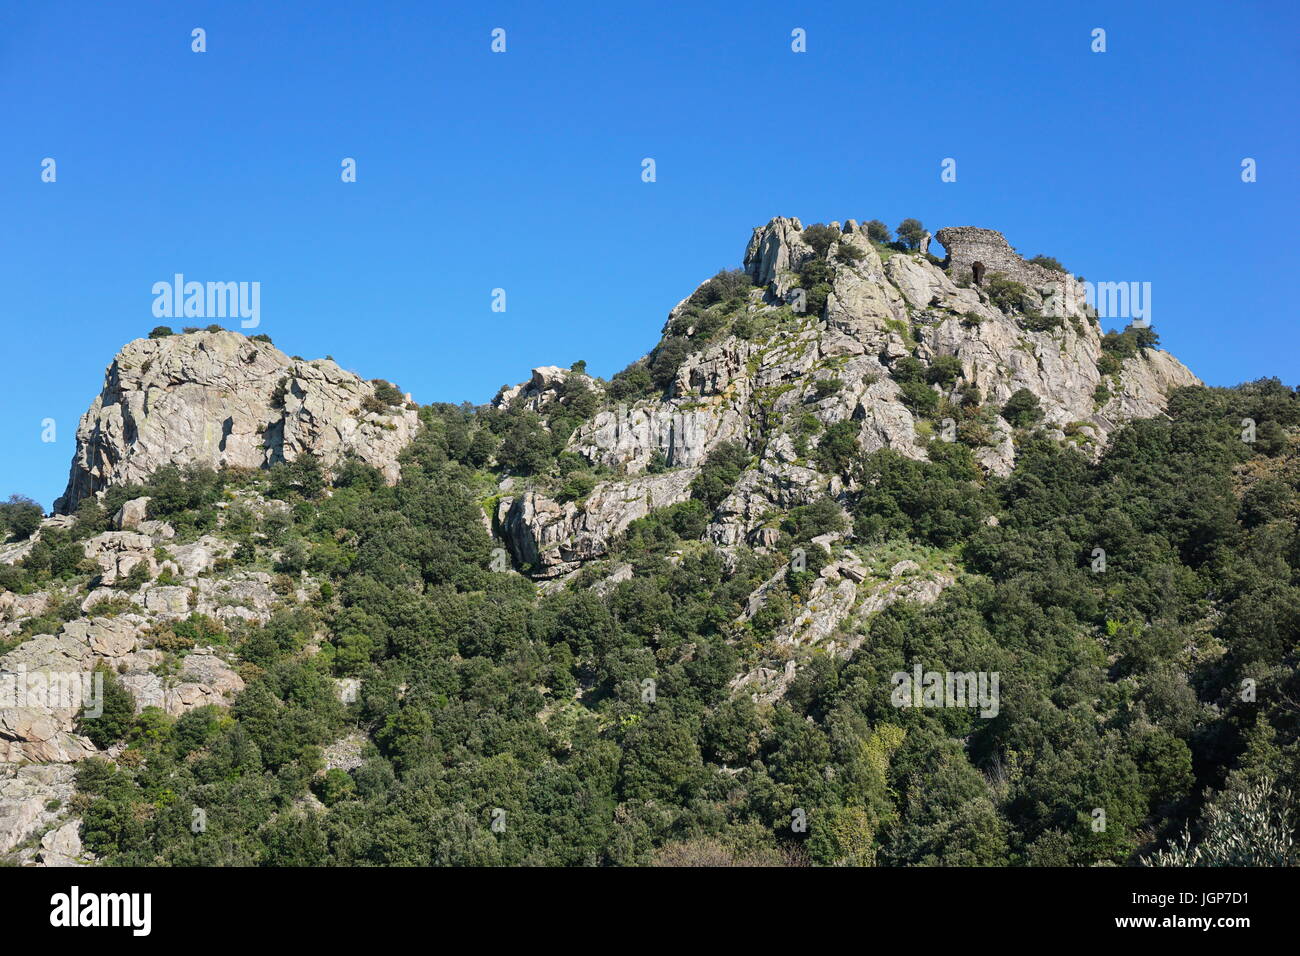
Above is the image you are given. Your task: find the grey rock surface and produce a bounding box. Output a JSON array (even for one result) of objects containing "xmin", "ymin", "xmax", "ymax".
[{"xmin": 56, "ymin": 330, "xmax": 420, "ymax": 512}]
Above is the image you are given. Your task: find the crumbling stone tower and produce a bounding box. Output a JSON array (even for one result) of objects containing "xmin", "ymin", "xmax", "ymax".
[
  {"xmin": 936, "ymin": 227, "xmax": 1054, "ymax": 288},
  {"xmin": 935, "ymin": 226, "xmax": 1085, "ymax": 316}
]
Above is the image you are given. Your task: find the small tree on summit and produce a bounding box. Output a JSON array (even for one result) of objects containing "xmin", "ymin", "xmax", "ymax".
[
  {"xmin": 865, "ymin": 220, "xmax": 892, "ymax": 244},
  {"xmin": 802, "ymin": 223, "xmax": 841, "ymax": 257},
  {"xmin": 896, "ymin": 219, "xmax": 927, "ymax": 251}
]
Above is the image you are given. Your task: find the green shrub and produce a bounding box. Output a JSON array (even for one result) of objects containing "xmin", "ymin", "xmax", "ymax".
[
  {"xmin": 608, "ymin": 360, "xmax": 656, "ymax": 403},
  {"xmin": 1000, "ymin": 388, "xmax": 1044, "ymax": 428},
  {"xmin": 76, "ymin": 667, "xmax": 137, "ymax": 749},
  {"xmin": 687, "ymin": 269, "xmax": 752, "ymax": 309},
  {"xmin": 314, "ymin": 768, "xmax": 357, "ymax": 806},
  {"xmin": 691, "ymin": 442, "xmax": 751, "ymax": 510},
  {"xmin": 649, "ymin": 337, "xmax": 691, "ymax": 391},
  {"xmin": 802, "ymin": 223, "xmax": 841, "ymax": 257},
  {"xmin": 1020, "ymin": 311, "xmax": 1063, "ymax": 333},
  {"xmin": 865, "ymin": 220, "xmax": 892, "ymax": 243},
  {"xmin": 793, "ymin": 257, "xmax": 835, "ymax": 318},
  {"xmin": 985, "ymin": 273, "xmax": 1028, "ymax": 313},
  {"xmin": 926, "ymin": 355, "xmax": 963, "ymax": 388},
  {"xmin": 370, "ymin": 379, "xmax": 405, "ymax": 406},
  {"xmin": 900, "ymin": 379, "xmax": 939, "ymax": 416},
  {"xmin": 812, "ymin": 378, "xmax": 843, "ymax": 399},
  {"xmin": 1, "ymin": 494, "xmax": 43, "ymax": 541},
  {"xmin": 814, "ymin": 420, "xmax": 861, "ymax": 473}
]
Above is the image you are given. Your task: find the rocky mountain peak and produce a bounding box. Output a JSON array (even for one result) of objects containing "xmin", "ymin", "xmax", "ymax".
[
  {"xmin": 493, "ymin": 215, "xmax": 1200, "ymax": 578},
  {"xmin": 55, "ymin": 329, "xmax": 420, "ymax": 513}
]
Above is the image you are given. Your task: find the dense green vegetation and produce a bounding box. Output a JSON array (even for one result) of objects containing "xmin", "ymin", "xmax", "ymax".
[
  {"xmin": 0, "ymin": 495, "xmax": 43, "ymax": 541},
  {"xmin": 12, "ymin": 373, "xmax": 1286, "ymax": 866}
]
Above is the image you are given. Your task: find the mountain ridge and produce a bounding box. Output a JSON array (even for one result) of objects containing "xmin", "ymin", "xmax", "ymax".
[{"xmin": 54, "ymin": 216, "xmax": 1198, "ymax": 555}]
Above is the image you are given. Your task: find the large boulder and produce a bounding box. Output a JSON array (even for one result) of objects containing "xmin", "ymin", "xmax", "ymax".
[
  {"xmin": 112, "ymin": 497, "xmax": 151, "ymax": 531},
  {"xmin": 82, "ymin": 532, "xmax": 155, "ymax": 585}
]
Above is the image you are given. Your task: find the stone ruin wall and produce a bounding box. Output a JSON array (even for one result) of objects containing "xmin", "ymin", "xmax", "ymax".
[
  {"xmin": 934, "ymin": 226, "xmax": 1066, "ymax": 289},
  {"xmin": 935, "ymin": 226, "xmax": 1085, "ymax": 316}
]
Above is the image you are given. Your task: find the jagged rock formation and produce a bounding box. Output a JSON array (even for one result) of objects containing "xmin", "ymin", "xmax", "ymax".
[
  {"xmin": 732, "ymin": 551, "xmax": 956, "ymax": 703},
  {"xmin": 0, "ymin": 609, "xmax": 245, "ymax": 764},
  {"xmin": 495, "ymin": 365, "xmax": 604, "ymax": 412},
  {"xmin": 496, "ymin": 216, "xmax": 1199, "ymax": 576},
  {"xmin": 55, "ymin": 330, "xmax": 420, "ymax": 513},
  {"xmin": 0, "ymin": 497, "xmax": 307, "ymax": 863},
  {"xmin": 0, "ymin": 765, "xmax": 78, "ymax": 858},
  {"xmin": 499, "ymin": 469, "xmax": 696, "ymax": 577}
]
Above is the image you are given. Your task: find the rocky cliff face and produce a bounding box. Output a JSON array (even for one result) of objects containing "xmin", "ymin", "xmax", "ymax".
[
  {"xmin": 55, "ymin": 331, "xmax": 420, "ymax": 513},
  {"xmin": 495, "ymin": 217, "xmax": 1199, "ymax": 577}
]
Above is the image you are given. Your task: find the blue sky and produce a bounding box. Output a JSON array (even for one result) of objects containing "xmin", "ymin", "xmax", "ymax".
[{"xmin": 2, "ymin": 0, "xmax": 1297, "ymax": 509}]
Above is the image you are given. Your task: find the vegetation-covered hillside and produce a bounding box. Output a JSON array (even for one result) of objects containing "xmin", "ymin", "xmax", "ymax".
[
  {"xmin": 1, "ymin": 217, "xmax": 1295, "ymax": 867},
  {"xmin": 4, "ymin": 375, "xmax": 1296, "ymax": 866}
]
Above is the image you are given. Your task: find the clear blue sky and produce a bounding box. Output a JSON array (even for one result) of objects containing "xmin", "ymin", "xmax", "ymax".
[{"xmin": 2, "ymin": 0, "xmax": 1297, "ymax": 509}]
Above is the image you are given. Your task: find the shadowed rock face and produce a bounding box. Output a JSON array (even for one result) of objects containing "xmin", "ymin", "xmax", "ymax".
[{"xmin": 55, "ymin": 331, "xmax": 420, "ymax": 513}]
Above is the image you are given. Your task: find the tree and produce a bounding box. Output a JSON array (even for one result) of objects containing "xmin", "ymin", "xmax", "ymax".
[
  {"xmin": 1, "ymin": 494, "xmax": 43, "ymax": 540},
  {"xmin": 148, "ymin": 326, "xmax": 174, "ymax": 339},
  {"xmin": 314, "ymin": 768, "xmax": 358, "ymax": 806},
  {"xmin": 802, "ymin": 223, "xmax": 841, "ymax": 257},
  {"xmin": 1147, "ymin": 776, "xmax": 1295, "ymax": 866},
  {"xmin": 814, "ymin": 421, "xmax": 861, "ymax": 474},
  {"xmin": 926, "ymin": 354, "xmax": 963, "ymax": 388},
  {"xmin": 690, "ymin": 441, "xmax": 750, "ymax": 509},
  {"xmin": 77, "ymin": 667, "xmax": 137, "ymax": 749},
  {"xmin": 1001, "ymin": 388, "xmax": 1044, "ymax": 428},
  {"xmin": 865, "ymin": 220, "xmax": 892, "ymax": 244},
  {"xmin": 495, "ymin": 411, "xmax": 553, "ymax": 475},
  {"xmin": 896, "ymin": 218, "xmax": 927, "ymax": 251},
  {"xmin": 807, "ymin": 805, "xmax": 877, "ymax": 866},
  {"xmin": 619, "ymin": 712, "xmax": 704, "ymax": 801},
  {"xmin": 607, "ymin": 360, "xmax": 655, "ymax": 402},
  {"xmin": 649, "ymin": 337, "xmax": 690, "ymax": 390},
  {"xmin": 370, "ymin": 379, "xmax": 405, "ymax": 406},
  {"xmin": 1131, "ymin": 324, "xmax": 1160, "ymax": 350}
]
